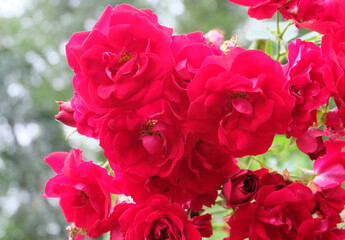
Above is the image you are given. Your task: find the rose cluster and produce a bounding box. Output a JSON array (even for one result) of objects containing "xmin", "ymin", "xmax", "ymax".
[{"xmin": 45, "ymin": 2, "xmax": 345, "ymax": 240}]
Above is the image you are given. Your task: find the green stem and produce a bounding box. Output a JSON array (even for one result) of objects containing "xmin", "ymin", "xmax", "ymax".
[
  {"xmin": 250, "ymin": 156, "xmax": 270, "ymax": 169},
  {"xmin": 102, "ymin": 161, "xmax": 109, "ymax": 169},
  {"xmin": 280, "ymin": 22, "xmax": 294, "ymax": 38},
  {"xmin": 276, "ymin": 12, "xmax": 281, "ymax": 61}
]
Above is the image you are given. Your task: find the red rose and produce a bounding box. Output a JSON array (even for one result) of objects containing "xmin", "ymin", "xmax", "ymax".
[
  {"xmin": 43, "ymin": 149, "xmax": 116, "ymax": 238},
  {"xmin": 284, "ymin": 39, "xmax": 330, "ymax": 138},
  {"xmin": 66, "ymin": 4, "xmax": 174, "ymax": 112},
  {"xmin": 222, "ymin": 168, "xmax": 268, "ymax": 207},
  {"xmin": 228, "ymin": 0, "xmax": 288, "ymax": 19},
  {"xmin": 110, "ymin": 195, "xmax": 207, "ymax": 240},
  {"xmin": 227, "ymin": 182, "xmax": 315, "ymax": 240},
  {"xmin": 279, "ymin": 0, "xmax": 345, "ymax": 34},
  {"xmin": 187, "ymin": 48, "xmax": 294, "ymax": 157}
]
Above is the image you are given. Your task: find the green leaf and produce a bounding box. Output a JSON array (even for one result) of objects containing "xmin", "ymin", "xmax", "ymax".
[
  {"xmin": 269, "ymin": 142, "xmax": 285, "ymax": 154},
  {"xmin": 265, "ymin": 39, "xmax": 273, "ymax": 57}
]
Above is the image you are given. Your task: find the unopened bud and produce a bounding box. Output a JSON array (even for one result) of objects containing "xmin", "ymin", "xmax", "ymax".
[{"xmin": 55, "ymin": 101, "xmax": 76, "ymax": 127}]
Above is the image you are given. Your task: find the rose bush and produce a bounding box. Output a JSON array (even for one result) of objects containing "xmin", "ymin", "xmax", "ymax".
[{"xmin": 44, "ymin": 2, "xmax": 345, "ymax": 239}]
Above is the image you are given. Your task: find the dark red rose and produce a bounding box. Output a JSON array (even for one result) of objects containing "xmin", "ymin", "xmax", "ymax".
[{"xmin": 222, "ymin": 168, "xmax": 268, "ymax": 207}]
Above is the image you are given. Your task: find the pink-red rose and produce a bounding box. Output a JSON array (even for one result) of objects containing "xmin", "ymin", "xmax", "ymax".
[
  {"xmin": 321, "ymin": 30, "xmax": 345, "ymax": 126},
  {"xmin": 312, "ymin": 140, "xmax": 345, "ymax": 190},
  {"xmin": 100, "ymin": 101, "xmax": 186, "ymax": 179},
  {"xmin": 284, "ymin": 39, "xmax": 330, "ymax": 138},
  {"xmin": 164, "ymin": 31, "xmax": 223, "ymax": 119},
  {"xmin": 71, "ymin": 92, "xmax": 107, "ymax": 139},
  {"xmin": 168, "ymin": 134, "xmax": 237, "ymax": 210},
  {"xmin": 66, "ymin": 4, "xmax": 174, "ymax": 112},
  {"xmin": 187, "ymin": 47, "xmax": 294, "ymax": 157},
  {"xmin": 280, "ymin": 0, "xmax": 345, "ymax": 34},
  {"xmin": 296, "ymin": 128, "xmax": 326, "ymax": 160},
  {"xmin": 43, "ymin": 149, "xmax": 116, "ymax": 238}
]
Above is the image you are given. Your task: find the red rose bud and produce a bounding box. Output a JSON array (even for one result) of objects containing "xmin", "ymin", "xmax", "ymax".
[
  {"xmin": 55, "ymin": 101, "xmax": 76, "ymax": 127},
  {"xmin": 222, "ymin": 168, "xmax": 268, "ymax": 207}
]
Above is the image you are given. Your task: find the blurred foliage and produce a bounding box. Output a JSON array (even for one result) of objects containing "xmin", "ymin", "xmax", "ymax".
[{"xmin": 0, "ymin": 0, "xmax": 244, "ymax": 239}]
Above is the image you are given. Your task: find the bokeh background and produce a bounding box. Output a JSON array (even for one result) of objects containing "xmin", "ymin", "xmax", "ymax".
[{"xmin": 0, "ymin": 0, "xmax": 313, "ymax": 239}]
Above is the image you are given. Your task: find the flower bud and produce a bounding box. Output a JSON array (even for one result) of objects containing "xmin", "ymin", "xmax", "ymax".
[{"xmin": 55, "ymin": 101, "xmax": 76, "ymax": 127}]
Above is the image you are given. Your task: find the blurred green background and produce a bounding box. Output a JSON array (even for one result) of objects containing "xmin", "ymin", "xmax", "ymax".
[{"xmin": 0, "ymin": 0, "xmax": 246, "ymax": 239}]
